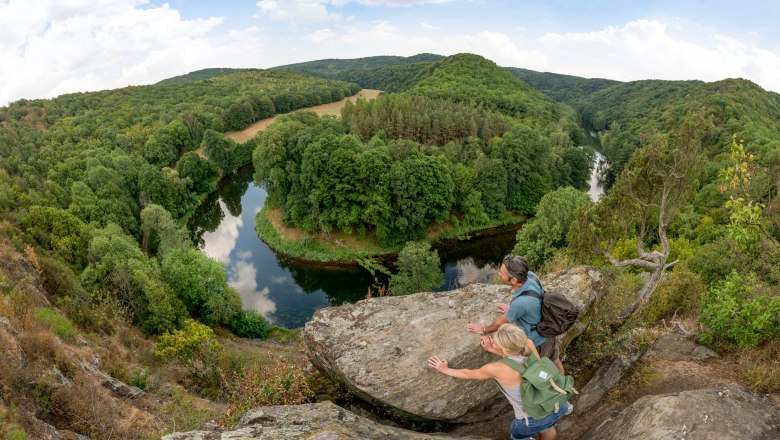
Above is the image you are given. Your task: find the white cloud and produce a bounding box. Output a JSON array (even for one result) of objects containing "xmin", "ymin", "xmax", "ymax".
[
  {"xmin": 228, "ymin": 258, "xmax": 277, "ymax": 320},
  {"xmin": 0, "ymin": 0, "xmax": 268, "ymax": 105},
  {"xmin": 201, "ymin": 201, "xmax": 242, "ymax": 264},
  {"xmin": 306, "ymin": 28, "xmax": 337, "ymax": 42},
  {"xmin": 257, "ymin": 0, "xmax": 341, "ymax": 25},
  {"xmin": 421, "ymin": 22, "xmax": 440, "ymax": 31},
  {"xmin": 534, "ymin": 19, "xmax": 780, "ymax": 92}
]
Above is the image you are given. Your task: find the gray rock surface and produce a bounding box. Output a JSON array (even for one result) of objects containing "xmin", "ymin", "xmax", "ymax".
[
  {"xmin": 576, "ymin": 349, "xmax": 642, "ymax": 413},
  {"xmin": 583, "ymin": 384, "xmax": 780, "ymax": 439},
  {"xmin": 79, "ymin": 360, "xmax": 145, "ymax": 399},
  {"xmin": 643, "ymin": 332, "xmax": 718, "ymax": 362},
  {"xmin": 162, "ymin": 401, "xmax": 488, "ymax": 440},
  {"xmin": 302, "ymin": 266, "xmax": 604, "ymax": 423}
]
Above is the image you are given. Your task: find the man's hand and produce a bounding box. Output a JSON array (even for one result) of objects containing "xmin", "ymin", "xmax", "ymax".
[
  {"xmin": 480, "ymin": 335, "xmax": 500, "ymax": 354},
  {"xmin": 467, "ymin": 322, "xmax": 486, "ymax": 334},
  {"xmin": 428, "ymin": 356, "xmax": 449, "ymax": 372},
  {"xmin": 497, "ymin": 303, "xmax": 509, "ymax": 313}
]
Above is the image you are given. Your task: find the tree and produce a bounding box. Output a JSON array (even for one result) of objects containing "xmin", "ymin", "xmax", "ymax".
[
  {"xmin": 161, "ymin": 248, "xmax": 229, "ymax": 317},
  {"xmin": 513, "ymin": 187, "xmax": 592, "ymax": 268},
  {"xmin": 202, "ymin": 129, "xmax": 237, "ymax": 175},
  {"xmin": 390, "ymin": 241, "xmax": 444, "ymax": 295},
  {"xmin": 569, "ymin": 114, "xmax": 705, "ymax": 321},
  {"xmin": 176, "ymin": 152, "xmax": 217, "ymax": 194},
  {"xmin": 140, "ymin": 204, "xmax": 189, "ymax": 255}
]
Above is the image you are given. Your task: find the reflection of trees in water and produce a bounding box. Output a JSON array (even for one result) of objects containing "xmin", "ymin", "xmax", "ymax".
[
  {"xmin": 188, "ymin": 194, "xmax": 224, "ymax": 248},
  {"xmin": 277, "ymin": 257, "xmax": 373, "ymax": 305},
  {"xmin": 188, "ymin": 164, "xmax": 254, "ymax": 247},
  {"xmin": 218, "ymin": 165, "xmax": 252, "ymax": 217}
]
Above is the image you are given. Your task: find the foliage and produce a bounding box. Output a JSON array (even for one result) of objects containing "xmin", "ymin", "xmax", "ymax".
[
  {"xmin": 230, "ymin": 309, "xmax": 272, "ymax": 339},
  {"xmin": 222, "ymin": 355, "xmax": 313, "ymax": 425},
  {"xmin": 161, "ymin": 248, "xmax": 232, "ymax": 322},
  {"xmin": 128, "ymin": 368, "xmax": 150, "ymax": 390},
  {"xmin": 34, "ymin": 308, "xmax": 76, "ymax": 341},
  {"xmin": 155, "ymin": 319, "xmax": 227, "ymax": 391},
  {"xmin": 341, "ymin": 93, "xmax": 510, "ymax": 146},
  {"xmin": 639, "ymin": 265, "xmax": 706, "ymax": 324},
  {"xmin": 389, "ymin": 241, "xmax": 443, "ymax": 295},
  {"xmin": 9, "ymin": 428, "xmax": 28, "ymax": 440},
  {"xmin": 513, "ymin": 186, "xmax": 592, "ymax": 268},
  {"xmin": 699, "ymin": 271, "xmax": 780, "ymax": 348}
]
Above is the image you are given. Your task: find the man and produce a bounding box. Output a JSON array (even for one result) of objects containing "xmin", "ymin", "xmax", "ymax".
[{"xmin": 467, "ymin": 255, "xmax": 564, "ymax": 373}]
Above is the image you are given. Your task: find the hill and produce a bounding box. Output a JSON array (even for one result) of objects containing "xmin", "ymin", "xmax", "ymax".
[
  {"xmin": 155, "ymin": 67, "xmax": 254, "ymax": 85},
  {"xmin": 506, "ymin": 67, "xmax": 621, "ymax": 105}
]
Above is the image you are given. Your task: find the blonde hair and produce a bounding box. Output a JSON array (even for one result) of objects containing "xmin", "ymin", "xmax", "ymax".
[{"xmin": 493, "ymin": 323, "xmax": 531, "ymax": 357}]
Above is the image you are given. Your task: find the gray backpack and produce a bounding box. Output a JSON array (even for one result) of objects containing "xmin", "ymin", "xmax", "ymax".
[{"xmin": 522, "ymin": 273, "xmax": 579, "ymax": 338}]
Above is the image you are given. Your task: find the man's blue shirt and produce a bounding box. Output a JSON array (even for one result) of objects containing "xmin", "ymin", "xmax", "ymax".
[{"xmin": 504, "ymin": 271, "xmax": 546, "ymax": 346}]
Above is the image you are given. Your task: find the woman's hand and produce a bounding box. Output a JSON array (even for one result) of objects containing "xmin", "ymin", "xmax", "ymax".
[
  {"xmin": 466, "ymin": 322, "xmax": 486, "ymax": 334},
  {"xmin": 428, "ymin": 356, "xmax": 449, "ymax": 372}
]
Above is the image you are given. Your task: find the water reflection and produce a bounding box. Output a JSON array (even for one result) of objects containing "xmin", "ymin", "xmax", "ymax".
[{"xmin": 188, "ymin": 165, "xmax": 536, "ymax": 328}]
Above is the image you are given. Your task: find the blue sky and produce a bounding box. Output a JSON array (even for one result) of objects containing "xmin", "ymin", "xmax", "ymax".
[{"xmin": 1, "ymin": 0, "xmax": 778, "ymax": 105}]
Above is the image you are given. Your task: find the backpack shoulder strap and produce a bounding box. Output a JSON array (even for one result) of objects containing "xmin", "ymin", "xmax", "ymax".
[
  {"xmin": 498, "ymin": 357, "xmax": 527, "ymax": 375},
  {"xmin": 526, "ymin": 272, "xmax": 545, "ymax": 295}
]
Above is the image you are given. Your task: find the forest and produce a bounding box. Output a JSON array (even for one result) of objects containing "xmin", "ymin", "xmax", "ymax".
[{"xmin": 0, "ymin": 51, "xmax": 778, "ymax": 439}]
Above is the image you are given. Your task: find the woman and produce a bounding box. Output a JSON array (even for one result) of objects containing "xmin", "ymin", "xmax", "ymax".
[{"xmin": 428, "ymin": 323, "xmax": 571, "ymax": 440}]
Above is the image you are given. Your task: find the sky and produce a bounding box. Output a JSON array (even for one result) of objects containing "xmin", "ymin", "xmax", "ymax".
[{"xmin": 1, "ymin": 0, "xmax": 779, "ymax": 106}]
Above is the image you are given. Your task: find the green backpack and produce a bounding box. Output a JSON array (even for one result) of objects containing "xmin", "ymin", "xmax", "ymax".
[{"xmin": 498, "ymin": 353, "xmax": 578, "ymax": 419}]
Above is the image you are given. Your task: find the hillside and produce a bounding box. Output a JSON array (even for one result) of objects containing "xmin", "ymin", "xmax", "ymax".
[
  {"xmin": 155, "ymin": 68, "xmax": 253, "ymax": 85},
  {"xmin": 579, "ymin": 78, "xmax": 780, "ymax": 174},
  {"xmin": 506, "ymin": 67, "xmax": 621, "ymax": 105}
]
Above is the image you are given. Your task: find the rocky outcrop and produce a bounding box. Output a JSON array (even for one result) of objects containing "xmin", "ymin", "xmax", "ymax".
[
  {"xmin": 576, "ymin": 349, "xmax": 643, "ymax": 413},
  {"xmin": 583, "ymin": 384, "xmax": 780, "ymax": 439},
  {"xmin": 577, "ymin": 331, "xmax": 719, "ymax": 413},
  {"xmin": 302, "ymin": 266, "xmax": 604, "ymax": 423},
  {"xmin": 162, "ymin": 401, "xmax": 488, "ymax": 440},
  {"xmin": 642, "ymin": 332, "xmax": 718, "ymax": 362}
]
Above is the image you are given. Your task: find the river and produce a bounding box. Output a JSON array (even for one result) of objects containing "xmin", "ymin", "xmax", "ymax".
[
  {"xmin": 188, "ymin": 165, "xmax": 520, "ymax": 328},
  {"xmin": 188, "ymin": 154, "xmax": 607, "ymax": 329}
]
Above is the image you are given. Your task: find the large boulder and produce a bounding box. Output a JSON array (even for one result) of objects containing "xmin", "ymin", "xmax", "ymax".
[
  {"xmin": 163, "ymin": 401, "xmax": 488, "ymax": 440},
  {"xmin": 583, "ymin": 384, "xmax": 780, "ymax": 439},
  {"xmin": 302, "ymin": 266, "xmax": 603, "ymax": 423}
]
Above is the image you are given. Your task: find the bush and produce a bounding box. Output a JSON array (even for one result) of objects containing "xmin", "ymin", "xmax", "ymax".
[
  {"xmin": 230, "ymin": 310, "xmax": 272, "ymax": 339},
  {"xmin": 699, "ymin": 271, "xmax": 780, "ymax": 348},
  {"xmin": 129, "ymin": 368, "xmax": 150, "ymax": 390},
  {"xmin": 222, "ymin": 355, "xmax": 312, "ymax": 425},
  {"xmin": 34, "ymin": 308, "xmax": 76, "ymax": 341},
  {"xmin": 155, "ymin": 319, "xmax": 226, "ymax": 394},
  {"xmin": 640, "ymin": 265, "xmax": 705, "ymax": 324}
]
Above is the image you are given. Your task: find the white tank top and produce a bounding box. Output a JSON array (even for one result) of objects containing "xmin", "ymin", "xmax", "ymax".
[{"xmin": 497, "ymin": 354, "xmax": 527, "ymax": 420}]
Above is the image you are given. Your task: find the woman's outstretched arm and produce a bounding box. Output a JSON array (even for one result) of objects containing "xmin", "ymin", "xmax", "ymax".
[{"xmin": 427, "ymin": 356, "xmax": 498, "ymax": 380}]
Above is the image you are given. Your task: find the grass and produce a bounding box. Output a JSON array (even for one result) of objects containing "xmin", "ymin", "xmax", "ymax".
[
  {"xmin": 34, "ymin": 307, "xmax": 76, "ymax": 341},
  {"xmin": 255, "ymin": 205, "xmax": 525, "ymax": 263}
]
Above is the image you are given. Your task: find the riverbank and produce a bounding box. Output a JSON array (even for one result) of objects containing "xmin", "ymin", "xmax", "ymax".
[{"xmin": 254, "ymin": 203, "xmax": 526, "ymax": 265}]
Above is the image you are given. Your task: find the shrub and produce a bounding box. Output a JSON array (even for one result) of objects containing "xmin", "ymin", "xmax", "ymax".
[
  {"xmin": 640, "ymin": 265, "xmax": 706, "ymax": 324},
  {"xmin": 699, "ymin": 271, "xmax": 780, "ymax": 348},
  {"xmin": 34, "ymin": 308, "xmax": 76, "ymax": 341},
  {"xmin": 129, "ymin": 368, "xmax": 150, "ymax": 390},
  {"xmin": 222, "ymin": 355, "xmax": 312, "ymax": 425},
  {"xmin": 230, "ymin": 310, "xmax": 272, "ymax": 339},
  {"xmin": 155, "ymin": 319, "xmax": 226, "ymax": 394}
]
